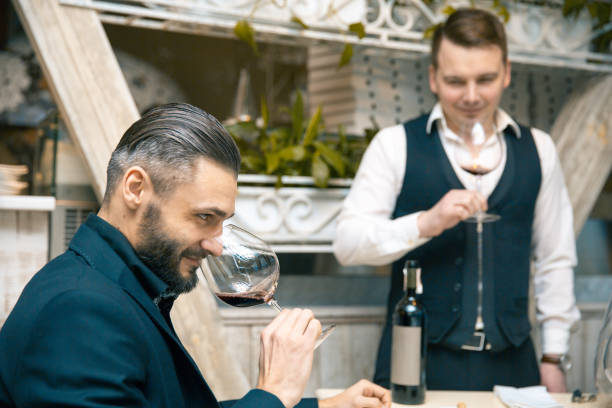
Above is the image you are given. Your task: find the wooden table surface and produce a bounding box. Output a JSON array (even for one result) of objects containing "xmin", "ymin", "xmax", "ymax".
[{"xmin": 316, "ymin": 389, "xmax": 610, "ymax": 407}]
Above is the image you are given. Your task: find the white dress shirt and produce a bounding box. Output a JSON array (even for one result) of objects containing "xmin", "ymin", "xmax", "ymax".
[{"xmin": 333, "ymin": 104, "xmax": 580, "ymax": 355}]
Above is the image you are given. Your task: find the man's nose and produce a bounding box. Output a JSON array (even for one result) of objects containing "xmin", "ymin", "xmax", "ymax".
[
  {"xmin": 201, "ymin": 237, "xmax": 223, "ymax": 257},
  {"xmin": 464, "ymin": 82, "xmax": 479, "ymax": 104},
  {"xmin": 201, "ymin": 224, "xmax": 225, "ymax": 257}
]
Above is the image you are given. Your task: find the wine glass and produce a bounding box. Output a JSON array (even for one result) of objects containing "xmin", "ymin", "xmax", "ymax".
[
  {"xmin": 454, "ymin": 121, "xmax": 502, "ymax": 332},
  {"xmin": 200, "ymin": 224, "xmax": 335, "ymax": 348},
  {"xmin": 454, "ymin": 121, "xmax": 502, "ymax": 223}
]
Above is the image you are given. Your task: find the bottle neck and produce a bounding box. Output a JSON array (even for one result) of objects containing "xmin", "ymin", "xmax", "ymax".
[{"xmin": 403, "ymin": 267, "xmax": 418, "ymax": 296}]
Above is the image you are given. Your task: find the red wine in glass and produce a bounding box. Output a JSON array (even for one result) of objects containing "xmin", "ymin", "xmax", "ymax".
[
  {"xmin": 215, "ymin": 291, "xmax": 271, "ymax": 307},
  {"xmin": 202, "ymin": 224, "xmax": 334, "ymax": 347},
  {"xmin": 461, "ymin": 165, "xmax": 494, "ymax": 176}
]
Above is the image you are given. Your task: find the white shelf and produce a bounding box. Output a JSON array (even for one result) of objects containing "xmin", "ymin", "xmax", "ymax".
[
  {"xmin": 61, "ymin": 0, "xmax": 612, "ymax": 73},
  {"xmin": 0, "ymin": 196, "xmax": 56, "ymax": 212}
]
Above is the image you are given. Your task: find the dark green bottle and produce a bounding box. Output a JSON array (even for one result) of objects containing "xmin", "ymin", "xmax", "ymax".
[{"xmin": 391, "ymin": 260, "xmax": 426, "ymax": 404}]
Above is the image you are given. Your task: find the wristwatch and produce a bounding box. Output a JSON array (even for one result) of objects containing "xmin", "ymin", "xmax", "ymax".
[{"xmin": 541, "ymin": 354, "xmax": 572, "ymax": 372}]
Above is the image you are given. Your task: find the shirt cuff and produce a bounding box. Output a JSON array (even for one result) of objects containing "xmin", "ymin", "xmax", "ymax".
[
  {"xmin": 392, "ymin": 211, "xmax": 430, "ymax": 247},
  {"xmin": 541, "ymin": 326, "xmax": 570, "ymax": 355}
]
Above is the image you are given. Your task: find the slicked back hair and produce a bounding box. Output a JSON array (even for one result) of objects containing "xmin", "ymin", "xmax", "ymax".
[
  {"xmin": 103, "ymin": 103, "xmax": 240, "ymax": 204},
  {"xmin": 431, "ymin": 8, "xmax": 508, "ymax": 69}
]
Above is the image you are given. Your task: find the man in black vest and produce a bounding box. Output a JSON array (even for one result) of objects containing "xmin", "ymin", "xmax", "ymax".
[
  {"xmin": 0, "ymin": 103, "xmax": 390, "ymax": 407},
  {"xmin": 333, "ymin": 8, "xmax": 579, "ymax": 392}
]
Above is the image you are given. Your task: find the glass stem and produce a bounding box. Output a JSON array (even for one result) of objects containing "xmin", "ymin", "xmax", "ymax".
[
  {"xmin": 266, "ymin": 298, "xmax": 335, "ymax": 349},
  {"xmin": 475, "ymin": 174, "xmax": 483, "ymax": 216},
  {"xmin": 476, "ymin": 219, "xmax": 484, "ymax": 331},
  {"xmin": 267, "ymin": 298, "xmax": 283, "ymax": 313}
]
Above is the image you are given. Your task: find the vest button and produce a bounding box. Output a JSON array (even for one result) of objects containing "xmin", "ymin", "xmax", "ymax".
[
  {"xmin": 455, "ymin": 257, "xmax": 464, "ymax": 266},
  {"xmin": 451, "ymin": 305, "xmax": 459, "ymax": 313},
  {"xmin": 453, "ymin": 283, "xmax": 462, "ymax": 292}
]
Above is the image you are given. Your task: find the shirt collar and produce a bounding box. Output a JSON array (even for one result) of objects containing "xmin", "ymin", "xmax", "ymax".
[
  {"xmin": 425, "ymin": 103, "xmax": 521, "ymax": 138},
  {"xmin": 83, "ymin": 214, "xmax": 175, "ymax": 309}
]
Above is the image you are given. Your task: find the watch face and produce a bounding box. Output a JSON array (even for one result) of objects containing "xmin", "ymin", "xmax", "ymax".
[{"xmin": 561, "ymin": 355, "xmax": 572, "ymax": 372}]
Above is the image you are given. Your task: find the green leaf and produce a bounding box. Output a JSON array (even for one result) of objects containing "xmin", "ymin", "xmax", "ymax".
[
  {"xmin": 302, "ymin": 106, "xmax": 322, "ymax": 146},
  {"xmin": 260, "ymin": 95, "xmax": 269, "ymax": 128},
  {"xmin": 242, "ymin": 155, "xmax": 265, "ymax": 173},
  {"xmin": 265, "ymin": 152, "xmax": 280, "ymax": 174},
  {"xmin": 278, "ymin": 145, "xmax": 307, "ymax": 161},
  {"xmin": 313, "ymin": 141, "xmax": 345, "ymax": 176},
  {"xmin": 348, "ymin": 22, "xmax": 366, "ymax": 39},
  {"xmin": 498, "ymin": 6, "xmax": 510, "ymax": 23},
  {"xmin": 338, "ymin": 43, "xmax": 353, "ymax": 68},
  {"xmin": 423, "ymin": 23, "xmax": 441, "ymax": 39},
  {"xmin": 291, "ymin": 91, "xmax": 304, "ymax": 145},
  {"xmin": 268, "ymin": 128, "xmax": 291, "ymax": 150},
  {"xmin": 442, "ymin": 5, "xmax": 456, "ymax": 15},
  {"xmin": 339, "ymin": 124, "xmax": 347, "ymax": 143},
  {"xmin": 291, "ymin": 16, "xmax": 309, "ymax": 29},
  {"xmin": 234, "ymin": 20, "xmax": 259, "ymax": 56},
  {"xmin": 311, "ymin": 154, "xmax": 330, "ymax": 188},
  {"xmin": 596, "ymin": 3, "xmax": 611, "ymax": 26},
  {"xmin": 562, "ymin": 0, "xmax": 587, "ymax": 18}
]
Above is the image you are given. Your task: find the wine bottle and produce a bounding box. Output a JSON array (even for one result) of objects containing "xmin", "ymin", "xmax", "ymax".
[{"xmin": 391, "ymin": 259, "xmax": 427, "ymax": 405}]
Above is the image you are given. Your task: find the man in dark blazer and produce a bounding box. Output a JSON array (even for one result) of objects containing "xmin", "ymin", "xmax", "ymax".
[{"xmin": 0, "ymin": 103, "xmax": 390, "ymax": 408}]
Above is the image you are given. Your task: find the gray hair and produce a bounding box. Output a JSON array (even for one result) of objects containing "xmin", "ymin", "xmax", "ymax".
[{"xmin": 103, "ymin": 103, "xmax": 240, "ymax": 203}]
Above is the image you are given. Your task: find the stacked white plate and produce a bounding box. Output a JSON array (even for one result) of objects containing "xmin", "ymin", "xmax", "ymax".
[{"xmin": 0, "ymin": 164, "xmax": 28, "ymax": 195}]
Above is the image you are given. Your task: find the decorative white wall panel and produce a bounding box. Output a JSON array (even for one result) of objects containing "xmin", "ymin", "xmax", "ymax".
[{"xmin": 234, "ymin": 176, "xmax": 350, "ymax": 252}]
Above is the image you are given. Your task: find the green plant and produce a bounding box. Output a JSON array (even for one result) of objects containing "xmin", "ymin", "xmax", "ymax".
[{"xmin": 226, "ymin": 92, "xmax": 376, "ymax": 188}]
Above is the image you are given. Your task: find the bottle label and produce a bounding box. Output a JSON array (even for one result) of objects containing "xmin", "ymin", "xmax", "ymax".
[{"xmin": 391, "ymin": 325, "xmax": 421, "ymax": 386}]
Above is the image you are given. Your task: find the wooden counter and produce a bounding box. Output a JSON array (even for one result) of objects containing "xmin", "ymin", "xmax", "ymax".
[{"xmin": 316, "ymin": 389, "xmax": 610, "ymax": 407}]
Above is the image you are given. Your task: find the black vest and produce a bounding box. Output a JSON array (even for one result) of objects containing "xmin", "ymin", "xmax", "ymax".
[{"xmin": 386, "ymin": 114, "xmax": 541, "ymax": 351}]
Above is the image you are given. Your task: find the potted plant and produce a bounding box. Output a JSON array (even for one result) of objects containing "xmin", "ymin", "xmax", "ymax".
[{"xmin": 225, "ymin": 91, "xmax": 375, "ymax": 250}]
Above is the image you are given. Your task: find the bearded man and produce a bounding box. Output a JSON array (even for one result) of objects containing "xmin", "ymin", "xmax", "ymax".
[{"xmin": 0, "ymin": 103, "xmax": 389, "ymax": 408}]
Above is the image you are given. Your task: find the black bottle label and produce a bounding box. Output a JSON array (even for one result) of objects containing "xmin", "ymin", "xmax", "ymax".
[{"xmin": 391, "ymin": 326, "xmax": 422, "ymax": 386}]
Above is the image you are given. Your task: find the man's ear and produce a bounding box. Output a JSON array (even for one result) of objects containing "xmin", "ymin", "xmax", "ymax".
[
  {"xmin": 429, "ymin": 64, "xmax": 438, "ymax": 95},
  {"xmin": 503, "ymin": 60, "xmax": 512, "ymax": 89},
  {"xmin": 121, "ymin": 166, "xmax": 153, "ymax": 211}
]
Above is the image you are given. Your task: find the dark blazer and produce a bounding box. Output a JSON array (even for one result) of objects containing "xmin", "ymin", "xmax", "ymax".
[{"xmin": 0, "ymin": 215, "xmax": 316, "ymax": 408}]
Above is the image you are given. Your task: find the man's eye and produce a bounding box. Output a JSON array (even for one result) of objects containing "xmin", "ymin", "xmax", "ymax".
[
  {"xmin": 198, "ymin": 214, "xmax": 210, "ymax": 221},
  {"xmin": 447, "ymin": 79, "xmax": 464, "ymax": 86},
  {"xmin": 478, "ymin": 76, "xmax": 496, "ymax": 83}
]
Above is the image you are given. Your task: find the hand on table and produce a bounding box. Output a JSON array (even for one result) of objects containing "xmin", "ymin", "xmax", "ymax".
[
  {"xmin": 318, "ymin": 379, "xmax": 391, "ymax": 408},
  {"xmin": 418, "ymin": 189, "xmax": 487, "ymax": 237},
  {"xmin": 256, "ymin": 308, "xmax": 321, "ymax": 408},
  {"xmin": 540, "ymin": 363, "xmax": 567, "ymax": 393}
]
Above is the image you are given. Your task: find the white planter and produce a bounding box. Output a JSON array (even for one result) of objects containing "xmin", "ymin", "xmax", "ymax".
[{"xmin": 233, "ymin": 174, "xmax": 351, "ymax": 252}]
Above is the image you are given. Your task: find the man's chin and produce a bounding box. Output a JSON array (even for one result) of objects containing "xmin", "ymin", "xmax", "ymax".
[{"xmin": 175, "ymin": 265, "xmax": 200, "ymax": 294}]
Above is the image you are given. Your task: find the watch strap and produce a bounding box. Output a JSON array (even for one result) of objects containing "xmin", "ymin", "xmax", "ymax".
[{"xmin": 541, "ymin": 355, "xmax": 562, "ymax": 365}]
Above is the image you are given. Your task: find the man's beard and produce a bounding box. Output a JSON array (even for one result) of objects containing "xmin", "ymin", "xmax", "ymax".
[{"xmin": 135, "ymin": 203, "xmax": 203, "ymax": 294}]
